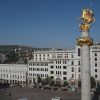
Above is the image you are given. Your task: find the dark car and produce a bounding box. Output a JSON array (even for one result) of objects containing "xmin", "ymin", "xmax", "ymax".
[
  {"xmin": 53, "ymin": 87, "xmax": 58, "ymax": 90},
  {"xmin": 6, "ymin": 92, "xmax": 12, "ymax": 96}
]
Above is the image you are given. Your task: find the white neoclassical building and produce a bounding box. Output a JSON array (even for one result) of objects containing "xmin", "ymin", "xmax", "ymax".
[
  {"xmin": 28, "ymin": 46, "xmax": 81, "ymax": 84},
  {"xmin": 90, "ymin": 43, "xmax": 100, "ymax": 83},
  {"xmin": 28, "ymin": 43, "xmax": 100, "ymax": 85},
  {"xmin": 0, "ymin": 64, "xmax": 28, "ymax": 84},
  {"xmin": 0, "ymin": 43, "xmax": 100, "ymax": 85}
]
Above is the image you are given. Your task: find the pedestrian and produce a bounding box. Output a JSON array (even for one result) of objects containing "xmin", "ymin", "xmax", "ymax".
[{"xmin": 92, "ymin": 85, "xmax": 100, "ymax": 100}]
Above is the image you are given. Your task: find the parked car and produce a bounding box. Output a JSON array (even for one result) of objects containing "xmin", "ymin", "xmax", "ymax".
[
  {"xmin": 17, "ymin": 98, "xmax": 28, "ymax": 100},
  {"xmin": 53, "ymin": 87, "xmax": 58, "ymax": 90},
  {"xmin": 61, "ymin": 87, "xmax": 68, "ymax": 91},
  {"xmin": 43, "ymin": 85, "xmax": 51, "ymax": 90},
  {"xmin": 28, "ymin": 84, "xmax": 34, "ymax": 88},
  {"xmin": 51, "ymin": 97, "xmax": 61, "ymax": 100},
  {"xmin": 10, "ymin": 84, "xmax": 16, "ymax": 87},
  {"xmin": 21, "ymin": 84, "xmax": 27, "ymax": 87},
  {"xmin": 6, "ymin": 92, "xmax": 12, "ymax": 96}
]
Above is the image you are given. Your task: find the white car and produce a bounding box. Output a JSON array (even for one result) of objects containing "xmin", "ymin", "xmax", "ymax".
[
  {"xmin": 51, "ymin": 97, "xmax": 61, "ymax": 100},
  {"xmin": 17, "ymin": 98, "xmax": 28, "ymax": 100}
]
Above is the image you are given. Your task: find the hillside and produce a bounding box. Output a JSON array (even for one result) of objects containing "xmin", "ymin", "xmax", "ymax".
[{"xmin": 0, "ymin": 45, "xmax": 34, "ymax": 53}]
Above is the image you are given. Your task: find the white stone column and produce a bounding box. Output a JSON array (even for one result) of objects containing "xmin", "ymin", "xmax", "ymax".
[
  {"xmin": 77, "ymin": 8, "xmax": 95, "ymax": 100},
  {"xmin": 81, "ymin": 44, "xmax": 91, "ymax": 100}
]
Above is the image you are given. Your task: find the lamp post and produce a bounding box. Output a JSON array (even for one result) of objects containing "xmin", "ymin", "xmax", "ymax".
[{"xmin": 77, "ymin": 9, "xmax": 95, "ymax": 100}]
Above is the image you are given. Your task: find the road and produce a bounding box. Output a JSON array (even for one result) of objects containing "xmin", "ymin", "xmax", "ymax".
[{"xmin": 0, "ymin": 86, "xmax": 97, "ymax": 100}]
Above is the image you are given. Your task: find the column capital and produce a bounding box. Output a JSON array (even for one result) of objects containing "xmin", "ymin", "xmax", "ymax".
[{"xmin": 77, "ymin": 36, "xmax": 93, "ymax": 46}]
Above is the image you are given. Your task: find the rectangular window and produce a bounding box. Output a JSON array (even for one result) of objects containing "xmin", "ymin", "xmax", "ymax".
[
  {"xmin": 63, "ymin": 66, "xmax": 67, "ymax": 69},
  {"xmin": 56, "ymin": 61, "xmax": 57, "ymax": 64},
  {"xmin": 50, "ymin": 71, "xmax": 54, "ymax": 74},
  {"xmin": 63, "ymin": 77, "xmax": 67, "ymax": 80},
  {"xmin": 37, "ymin": 63, "xmax": 39, "ymax": 66},
  {"xmin": 63, "ymin": 61, "xmax": 67, "ymax": 64},
  {"xmin": 56, "ymin": 71, "xmax": 57, "ymax": 74},
  {"xmin": 71, "ymin": 61, "xmax": 74, "ymax": 65},
  {"xmin": 72, "ymin": 67, "xmax": 74, "ymax": 72},
  {"xmin": 51, "ymin": 76, "xmax": 54, "ymax": 79},
  {"xmin": 78, "ymin": 48, "xmax": 80, "ymax": 56},
  {"xmin": 78, "ymin": 61, "xmax": 80, "ymax": 65},
  {"xmin": 72, "ymin": 74, "xmax": 74, "ymax": 78},
  {"xmin": 63, "ymin": 71, "xmax": 67, "ymax": 75},
  {"xmin": 56, "ymin": 66, "xmax": 57, "ymax": 69},
  {"xmin": 95, "ymin": 58, "xmax": 97, "ymax": 61},
  {"xmin": 45, "ymin": 63, "xmax": 48, "ymax": 66},
  {"xmin": 45, "ymin": 68, "xmax": 48, "ymax": 71},
  {"xmin": 95, "ymin": 63, "xmax": 97, "ymax": 67},
  {"xmin": 50, "ymin": 66, "xmax": 54, "ymax": 68},
  {"xmin": 95, "ymin": 74, "xmax": 97, "ymax": 78},
  {"xmin": 78, "ymin": 67, "xmax": 80, "ymax": 72},
  {"xmin": 43, "ymin": 58, "xmax": 45, "ymax": 61},
  {"xmin": 18, "ymin": 75, "xmax": 19, "ymax": 79},
  {"xmin": 95, "ymin": 69, "xmax": 97, "ymax": 72},
  {"xmin": 95, "ymin": 53, "xmax": 97, "ymax": 56},
  {"xmin": 6, "ymin": 74, "xmax": 8, "ymax": 78},
  {"xmin": 71, "ymin": 54, "xmax": 73, "ymax": 58},
  {"xmin": 15, "ymin": 75, "xmax": 16, "ymax": 78}
]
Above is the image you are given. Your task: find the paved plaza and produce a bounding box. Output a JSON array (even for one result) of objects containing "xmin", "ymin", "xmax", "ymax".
[
  {"xmin": 1, "ymin": 86, "xmax": 100, "ymax": 100},
  {"xmin": 0, "ymin": 86, "xmax": 81, "ymax": 100}
]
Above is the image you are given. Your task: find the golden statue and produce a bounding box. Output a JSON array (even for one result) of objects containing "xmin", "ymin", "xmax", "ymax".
[
  {"xmin": 80, "ymin": 9, "xmax": 95, "ymax": 31},
  {"xmin": 81, "ymin": 9, "xmax": 95, "ymax": 24},
  {"xmin": 77, "ymin": 9, "xmax": 95, "ymax": 46}
]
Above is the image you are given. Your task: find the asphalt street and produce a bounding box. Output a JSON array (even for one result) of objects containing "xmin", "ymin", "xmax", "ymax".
[
  {"xmin": 0, "ymin": 86, "xmax": 99, "ymax": 100},
  {"xmin": 0, "ymin": 86, "xmax": 80, "ymax": 100}
]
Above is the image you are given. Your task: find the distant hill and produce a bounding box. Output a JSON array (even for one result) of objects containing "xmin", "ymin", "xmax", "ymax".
[
  {"xmin": 0, "ymin": 45, "xmax": 51, "ymax": 53},
  {"xmin": 0, "ymin": 45, "xmax": 34, "ymax": 50},
  {"xmin": 0, "ymin": 45, "xmax": 34, "ymax": 54},
  {"xmin": 0, "ymin": 45, "xmax": 52, "ymax": 64}
]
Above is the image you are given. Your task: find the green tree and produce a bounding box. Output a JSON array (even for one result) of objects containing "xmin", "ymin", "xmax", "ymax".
[
  {"xmin": 50, "ymin": 80, "xmax": 55, "ymax": 86},
  {"xmin": 5, "ymin": 51, "xmax": 19, "ymax": 63},
  {"xmin": 37, "ymin": 76, "xmax": 42, "ymax": 84},
  {"xmin": 44, "ymin": 77, "xmax": 51, "ymax": 85},
  {"xmin": 63, "ymin": 81, "xmax": 69, "ymax": 87},
  {"xmin": 23, "ymin": 59, "xmax": 28, "ymax": 64},
  {"xmin": 91, "ymin": 76, "xmax": 96, "ymax": 88},
  {"xmin": 41, "ymin": 79, "xmax": 45, "ymax": 86}
]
